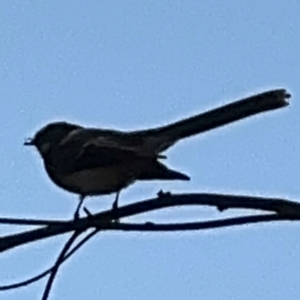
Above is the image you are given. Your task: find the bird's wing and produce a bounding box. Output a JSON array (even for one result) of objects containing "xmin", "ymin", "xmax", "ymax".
[
  {"xmin": 75, "ymin": 138, "xmax": 147, "ymax": 170},
  {"xmin": 61, "ymin": 127, "xmax": 145, "ymax": 149},
  {"xmin": 58, "ymin": 129, "xmax": 159, "ymax": 172}
]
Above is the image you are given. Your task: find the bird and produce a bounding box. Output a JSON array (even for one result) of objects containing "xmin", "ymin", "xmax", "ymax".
[{"xmin": 24, "ymin": 89, "xmax": 290, "ymax": 218}]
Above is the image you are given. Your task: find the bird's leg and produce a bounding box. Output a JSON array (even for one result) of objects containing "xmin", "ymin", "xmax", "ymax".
[
  {"xmin": 111, "ymin": 191, "xmax": 120, "ymax": 221},
  {"xmin": 74, "ymin": 195, "xmax": 85, "ymax": 219},
  {"xmin": 112, "ymin": 191, "xmax": 120, "ymax": 211}
]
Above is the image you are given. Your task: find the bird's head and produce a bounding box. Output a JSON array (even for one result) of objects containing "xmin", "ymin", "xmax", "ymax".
[{"xmin": 24, "ymin": 121, "xmax": 81, "ymax": 156}]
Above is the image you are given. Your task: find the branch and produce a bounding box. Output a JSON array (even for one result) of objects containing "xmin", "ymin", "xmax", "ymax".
[{"xmin": 1, "ymin": 192, "xmax": 300, "ymax": 253}]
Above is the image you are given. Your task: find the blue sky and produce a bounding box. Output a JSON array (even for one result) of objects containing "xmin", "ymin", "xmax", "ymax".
[{"xmin": 0, "ymin": 1, "xmax": 300, "ymax": 299}]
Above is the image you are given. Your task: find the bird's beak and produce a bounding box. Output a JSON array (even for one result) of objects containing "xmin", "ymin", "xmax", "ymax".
[{"xmin": 24, "ymin": 138, "xmax": 35, "ymax": 146}]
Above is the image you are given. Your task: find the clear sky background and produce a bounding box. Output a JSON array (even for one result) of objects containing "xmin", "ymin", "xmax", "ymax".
[{"xmin": 0, "ymin": 1, "xmax": 299, "ymax": 299}]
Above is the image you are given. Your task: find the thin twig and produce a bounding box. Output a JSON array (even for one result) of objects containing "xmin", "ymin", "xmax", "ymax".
[
  {"xmin": 41, "ymin": 231, "xmax": 82, "ymax": 300},
  {"xmin": 0, "ymin": 229, "xmax": 98, "ymax": 291},
  {"xmin": 107, "ymin": 213, "xmax": 299, "ymax": 231}
]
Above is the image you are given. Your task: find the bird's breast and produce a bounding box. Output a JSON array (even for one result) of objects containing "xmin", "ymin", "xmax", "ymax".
[{"xmin": 47, "ymin": 166, "xmax": 137, "ymax": 196}]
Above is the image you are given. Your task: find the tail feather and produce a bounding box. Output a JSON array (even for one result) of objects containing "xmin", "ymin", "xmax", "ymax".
[
  {"xmin": 132, "ymin": 89, "xmax": 289, "ymax": 153},
  {"xmin": 137, "ymin": 161, "xmax": 190, "ymax": 181}
]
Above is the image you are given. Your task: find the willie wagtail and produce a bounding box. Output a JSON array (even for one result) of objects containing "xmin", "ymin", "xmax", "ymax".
[{"xmin": 24, "ymin": 89, "xmax": 290, "ymax": 218}]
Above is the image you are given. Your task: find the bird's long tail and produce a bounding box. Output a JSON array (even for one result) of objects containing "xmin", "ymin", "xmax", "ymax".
[{"xmin": 136, "ymin": 89, "xmax": 290, "ymax": 153}]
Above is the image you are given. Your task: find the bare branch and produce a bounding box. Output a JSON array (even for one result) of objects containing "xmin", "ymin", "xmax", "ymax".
[{"xmin": 1, "ymin": 192, "xmax": 300, "ymax": 254}]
